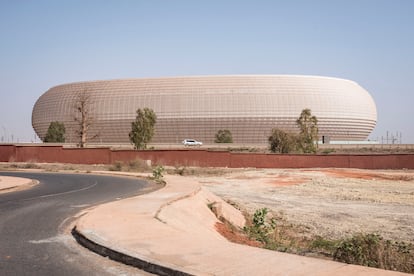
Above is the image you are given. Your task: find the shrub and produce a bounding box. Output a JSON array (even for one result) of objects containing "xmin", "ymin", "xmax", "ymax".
[
  {"xmin": 128, "ymin": 158, "xmax": 150, "ymax": 171},
  {"xmin": 174, "ymin": 166, "xmax": 187, "ymax": 176},
  {"xmin": 23, "ymin": 162, "xmax": 40, "ymax": 169},
  {"xmin": 310, "ymin": 236, "xmax": 338, "ymax": 255},
  {"xmin": 334, "ymin": 233, "xmax": 383, "ymax": 267},
  {"xmin": 268, "ymin": 129, "xmax": 296, "ymax": 153},
  {"xmin": 152, "ymin": 165, "xmax": 165, "ymax": 184},
  {"xmin": 244, "ymin": 208, "xmax": 276, "ymax": 244},
  {"xmin": 334, "ymin": 233, "xmax": 413, "ymax": 273},
  {"xmin": 215, "ymin": 129, "xmax": 233, "ymax": 143},
  {"xmin": 109, "ymin": 161, "xmax": 123, "ymax": 171}
]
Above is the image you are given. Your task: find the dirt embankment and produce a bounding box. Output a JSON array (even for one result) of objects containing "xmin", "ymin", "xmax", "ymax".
[{"xmin": 196, "ymin": 168, "xmax": 414, "ymax": 243}]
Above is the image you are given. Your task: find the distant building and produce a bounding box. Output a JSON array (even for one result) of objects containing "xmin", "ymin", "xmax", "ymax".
[{"xmin": 32, "ymin": 75, "xmax": 377, "ymax": 144}]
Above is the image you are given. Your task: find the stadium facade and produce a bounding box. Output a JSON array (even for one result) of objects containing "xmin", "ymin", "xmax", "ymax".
[{"xmin": 32, "ymin": 75, "xmax": 377, "ymax": 144}]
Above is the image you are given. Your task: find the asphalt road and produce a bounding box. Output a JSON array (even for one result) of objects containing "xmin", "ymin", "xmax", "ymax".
[{"xmin": 0, "ymin": 171, "xmax": 156, "ymax": 276}]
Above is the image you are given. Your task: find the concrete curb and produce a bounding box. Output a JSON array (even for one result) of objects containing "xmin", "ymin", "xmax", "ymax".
[
  {"xmin": 0, "ymin": 186, "xmax": 19, "ymax": 192},
  {"xmin": 72, "ymin": 174, "xmax": 203, "ymax": 275},
  {"xmin": 70, "ymin": 171, "xmax": 410, "ymax": 276},
  {"xmin": 0, "ymin": 178, "xmax": 38, "ymax": 193},
  {"xmin": 71, "ymin": 226, "xmax": 193, "ymax": 276}
]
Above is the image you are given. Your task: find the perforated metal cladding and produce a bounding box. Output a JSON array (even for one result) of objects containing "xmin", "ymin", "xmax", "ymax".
[{"xmin": 32, "ymin": 75, "xmax": 377, "ymax": 144}]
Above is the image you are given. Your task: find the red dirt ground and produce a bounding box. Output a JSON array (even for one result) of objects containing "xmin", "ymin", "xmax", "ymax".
[
  {"xmin": 322, "ymin": 169, "xmax": 414, "ymax": 181},
  {"xmin": 267, "ymin": 176, "xmax": 308, "ymax": 186},
  {"xmin": 214, "ymin": 222, "xmax": 262, "ymax": 247}
]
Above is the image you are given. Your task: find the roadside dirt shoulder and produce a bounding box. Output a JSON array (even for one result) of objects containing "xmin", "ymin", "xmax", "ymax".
[{"xmin": 195, "ymin": 168, "xmax": 414, "ymax": 243}]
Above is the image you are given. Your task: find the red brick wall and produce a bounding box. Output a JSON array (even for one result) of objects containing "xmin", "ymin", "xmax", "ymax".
[
  {"xmin": 228, "ymin": 153, "xmax": 352, "ymax": 168},
  {"xmin": 0, "ymin": 145, "xmax": 16, "ymax": 162},
  {"xmin": 1, "ymin": 145, "xmax": 413, "ymax": 169},
  {"xmin": 2, "ymin": 145, "xmax": 110, "ymax": 164}
]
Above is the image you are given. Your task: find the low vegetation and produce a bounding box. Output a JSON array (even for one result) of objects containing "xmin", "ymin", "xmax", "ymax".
[
  {"xmin": 334, "ymin": 233, "xmax": 413, "ymax": 272},
  {"xmin": 167, "ymin": 165, "xmax": 232, "ymax": 177},
  {"xmin": 243, "ymin": 208, "xmax": 276, "ymax": 244},
  {"xmin": 108, "ymin": 161, "xmax": 165, "ymax": 184},
  {"xmin": 268, "ymin": 129, "xmax": 296, "ymax": 153},
  {"xmin": 7, "ymin": 162, "xmax": 41, "ymax": 169},
  {"xmin": 215, "ymin": 129, "xmax": 233, "ymax": 143},
  {"xmin": 241, "ymin": 208, "xmax": 414, "ymax": 274},
  {"xmin": 151, "ymin": 165, "xmax": 165, "ymax": 184},
  {"xmin": 109, "ymin": 158, "xmax": 151, "ymax": 172},
  {"xmin": 268, "ymin": 108, "xmax": 319, "ymax": 154}
]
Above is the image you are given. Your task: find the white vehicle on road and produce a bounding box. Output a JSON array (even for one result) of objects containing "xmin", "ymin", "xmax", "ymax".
[{"xmin": 182, "ymin": 139, "xmax": 203, "ymax": 147}]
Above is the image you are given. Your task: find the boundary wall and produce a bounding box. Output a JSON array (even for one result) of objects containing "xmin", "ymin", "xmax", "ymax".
[{"xmin": 0, "ymin": 145, "xmax": 413, "ymax": 169}]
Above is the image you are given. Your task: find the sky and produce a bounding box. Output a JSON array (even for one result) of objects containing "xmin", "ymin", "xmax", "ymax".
[{"xmin": 0, "ymin": 0, "xmax": 413, "ymax": 143}]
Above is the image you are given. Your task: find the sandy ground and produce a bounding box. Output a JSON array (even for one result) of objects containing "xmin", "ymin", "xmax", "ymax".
[
  {"xmin": 194, "ymin": 168, "xmax": 414, "ymax": 243},
  {"xmin": 0, "ymin": 175, "xmax": 36, "ymax": 194}
]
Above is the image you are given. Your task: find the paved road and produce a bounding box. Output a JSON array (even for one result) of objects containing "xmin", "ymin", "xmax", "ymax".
[{"xmin": 0, "ymin": 171, "xmax": 156, "ymax": 276}]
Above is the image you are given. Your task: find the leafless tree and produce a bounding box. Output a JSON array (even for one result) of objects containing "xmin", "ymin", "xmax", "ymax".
[{"xmin": 73, "ymin": 90, "xmax": 98, "ymax": 147}]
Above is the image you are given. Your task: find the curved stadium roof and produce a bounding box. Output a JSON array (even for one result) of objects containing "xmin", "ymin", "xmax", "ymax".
[{"xmin": 32, "ymin": 75, "xmax": 377, "ymax": 144}]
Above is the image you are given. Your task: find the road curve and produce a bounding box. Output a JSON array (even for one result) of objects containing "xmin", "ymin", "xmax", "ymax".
[{"xmin": 0, "ymin": 171, "xmax": 156, "ymax": 276}]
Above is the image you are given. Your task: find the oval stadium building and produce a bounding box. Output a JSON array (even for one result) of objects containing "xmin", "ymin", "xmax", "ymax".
[{"xmin": 32, "ymin": 75, "xmax": 377, "ymax": 144}]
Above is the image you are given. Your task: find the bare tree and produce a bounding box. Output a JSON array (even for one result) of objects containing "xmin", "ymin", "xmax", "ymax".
[{"xmin": 73, "ymin": 90, "xmax": 98, "ymax": 147}]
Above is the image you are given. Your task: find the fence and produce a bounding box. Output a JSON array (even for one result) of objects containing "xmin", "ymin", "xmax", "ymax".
[{"xmin": 0, "ymin": 144, "xmax": 413, "ymax": 169}]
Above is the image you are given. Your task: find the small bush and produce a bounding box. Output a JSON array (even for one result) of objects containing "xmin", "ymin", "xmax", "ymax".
[
  {"xmin": 240, "ymin": 207, "xmax": 413, "ymax": 273},
  {"xmin": 215, "ymin": 129, "xmax": 233, "ymax": 143},
  {"xmin": 128, "ymin": 158, "xmax": 150, "ymax": 171},
  {"xmin": 334, "ymin": 233, "xmax": 414, "ymax": 273},
  {"xmin": 174, "ymin": 166, "xmax": 187, "ymax": 176},
  {"xmin": 109, "ymin": 159, "xmax": 150, "ymax": 172},
  {"xmin": 334, "ymin": 233, "xmax": 383, "ymax": 267},
  {"xmin": 152, "ymin": 165, "xmax": 165, "ymax": 184},
  {"xmin": 268, "ymin": 129, "xmax": 297, "ymax": 153},
  {"xmin": 310, "ymin": 236, "xmax": 338, "ymax": 255},
  {"xmin": 244, "ymin": 208, "xmax": 276, "ymax": 244},
  {"xmin": 23, "ymin": 163, "xmax": 40, "ymax": 169},
  {"xmin": 109, "ymin": 161, "xmax": 123, "ymax": 171},
  {"xmin": 7, "ymin": 162, "xmax": 40, "ymax": 169}
]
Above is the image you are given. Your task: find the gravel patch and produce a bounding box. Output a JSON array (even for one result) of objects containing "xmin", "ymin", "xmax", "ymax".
[{"xmin": 195, "ymin": 168, "xmax": 414, "ymax": 243}]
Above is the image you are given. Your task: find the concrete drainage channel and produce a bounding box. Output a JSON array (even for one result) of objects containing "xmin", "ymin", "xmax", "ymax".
[{"xmin": 71, "ymin": 226, "xmax": 192, "ymax": 276}]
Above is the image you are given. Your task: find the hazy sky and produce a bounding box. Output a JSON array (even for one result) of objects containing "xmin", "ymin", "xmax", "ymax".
[{"xmin": 1, "ymin": 0, "xmax": 413, "ymax": 143}]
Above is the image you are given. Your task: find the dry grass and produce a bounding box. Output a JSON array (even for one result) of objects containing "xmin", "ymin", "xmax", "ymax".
[
  {"xmin": 200, "ymin": 168, "xmax": 414, "ymax": 273},
  {"xmin": 216, "ymin": 207, "xmax": 414, "ymax": 274},
  {"xmin": 109, "ymin": 158, "xmax": 151, "ymax": 172}
]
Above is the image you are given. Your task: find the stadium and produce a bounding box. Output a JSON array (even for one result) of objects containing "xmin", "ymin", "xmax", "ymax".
[{"xmin": 32, "ymin": 75, "xmax": 377, "ymax": 145}]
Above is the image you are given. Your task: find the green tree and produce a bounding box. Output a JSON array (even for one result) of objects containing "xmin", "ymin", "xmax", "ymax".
[
  {"xmin": 129, "ymin": 108, "xmax": 157, "ymax": 149},
  {"xmin": 215, "ymin": 129, "xmax": 233, "ymax": 143},
  {"xmin": 268, "ymin": 128, "xmax": 296, "ymax": 153},
  {"xmin": 44, "ymin": 121, "xmax": 66, "ymax": 143},
  {"xmin": 296, "ymin": 108, "xmax": 318, "ymax": 153}
]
